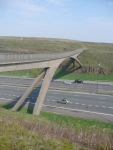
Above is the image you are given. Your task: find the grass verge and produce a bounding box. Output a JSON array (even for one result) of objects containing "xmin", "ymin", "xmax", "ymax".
[
  {"xmin": 0, "ymin": 68, "xmax": 113, "ymax": 81},
  {"xmin": 0, "ymin": 104, "xmax": 113, "ymax": 150}
]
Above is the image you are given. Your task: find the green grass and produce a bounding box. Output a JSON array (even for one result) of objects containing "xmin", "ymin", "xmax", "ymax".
[
  {"xmin": 54, "ymin": 69, "xmax": 113, "ymax": 81},
  {"xmin": 0, "ymin": 68, "xmax": 113, "ymax": 81},
  {"xmin": 0, "ymin": 68, "xmax": 43, "ymax": 78},
  {"xmin": 0, "ymin": 105, "xmax": 113, "ymax": 149}
]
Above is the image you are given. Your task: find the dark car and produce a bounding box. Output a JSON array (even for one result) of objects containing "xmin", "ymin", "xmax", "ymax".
[{"xmin": 75, "ymin": 79, "xmax": 83, "ymax": 83}]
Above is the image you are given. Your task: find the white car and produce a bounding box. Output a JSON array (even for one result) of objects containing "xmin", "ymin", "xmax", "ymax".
[
  {"xmin": 63, "ymin": 81, "xmax": 72, "ymax": 85},
  {"xmin": 57, "ymin": 98, "xmax": 69, "ymax": 104}
]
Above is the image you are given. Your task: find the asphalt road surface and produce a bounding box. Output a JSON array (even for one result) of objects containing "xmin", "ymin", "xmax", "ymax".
[
  {"xmin": 0, "ymin": 76, "xmax": 113, "ymax": 93},
  {"xmin": 0, "ymin": 77, "xmax": 113, "ymax": 122}
]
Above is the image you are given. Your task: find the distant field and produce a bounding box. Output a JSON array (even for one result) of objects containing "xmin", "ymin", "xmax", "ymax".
[{"xmin": 0, "ymin": 36, "xmax": 113, "ymax": 77}]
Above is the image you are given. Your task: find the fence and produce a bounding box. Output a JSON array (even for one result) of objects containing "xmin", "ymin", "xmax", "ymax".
[{"xmin": 0, "ymin": 48, "xmax": 83, "ymax": 63}]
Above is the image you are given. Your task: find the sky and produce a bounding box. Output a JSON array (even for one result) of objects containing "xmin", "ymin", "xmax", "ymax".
[{"xmin": 0, "ymin": 0, "xmax": 113, "ymax": 43}]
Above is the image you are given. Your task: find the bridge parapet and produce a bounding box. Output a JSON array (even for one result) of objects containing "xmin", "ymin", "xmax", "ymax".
[{"xmin": 0, "ymin": 48, "xmax": 83, "ymax": 63}]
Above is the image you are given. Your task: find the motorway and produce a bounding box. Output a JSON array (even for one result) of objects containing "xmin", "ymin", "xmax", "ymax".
[
  {"xmin": 0, "ymin": 76, "xmax": 113, "ymax": 93},
  {"xmin": 0, "ymin": 76, "xmax": 113, "ymax": 122}
]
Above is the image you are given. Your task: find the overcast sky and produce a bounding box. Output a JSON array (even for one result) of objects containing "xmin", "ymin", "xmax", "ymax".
[{"xmin": 0, "ymin": 0, "xmax": 113, "ymax": 43}]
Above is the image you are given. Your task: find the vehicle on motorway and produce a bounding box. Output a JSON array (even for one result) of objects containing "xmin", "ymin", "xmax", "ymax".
[
  {"xmin": 63, "ymin": 81, "xmax": 72, "ymax": 85},
  {"xmin": 75, "ymin": 79, "xmax": 83, "ymax": 83},
  {"xmin": 57, "ymin": 98, "xmax": 69, "ymax": 104}
]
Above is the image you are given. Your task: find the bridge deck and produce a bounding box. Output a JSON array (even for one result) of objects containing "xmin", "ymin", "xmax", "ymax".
[{"xmin": 0, "ymin": 48, "xmax": 83, "ymax": 63}]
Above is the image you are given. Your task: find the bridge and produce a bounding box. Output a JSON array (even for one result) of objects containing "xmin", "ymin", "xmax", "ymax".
[{"xmin": 0, "ymin": 48, "xmax": 84, "ymax": 115}]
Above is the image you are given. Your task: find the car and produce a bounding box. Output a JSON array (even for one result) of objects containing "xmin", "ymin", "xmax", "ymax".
[
  {"xmin": 57, "ymin": 98, "xmax": 69, "ymax": 104},
  {"xmin": 63, "ymin": 81, "xmax": 72, "ymax": 85},
  {"xmin": 75, "ymin": 79, "xmax": 83, "ymax": 83}
]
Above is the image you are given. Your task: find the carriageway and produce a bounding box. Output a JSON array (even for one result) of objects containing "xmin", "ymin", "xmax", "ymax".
[{"xmin": 0, "ymin": 48, "xmax": 84, "ymax": 115}]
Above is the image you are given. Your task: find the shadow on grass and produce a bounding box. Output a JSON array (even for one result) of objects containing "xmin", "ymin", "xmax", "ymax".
[
  {"xmin": 1, "ymin": 101, "xmax": 34, "ymax": 115},
  {"xmin": 54, "ymin": 65, "xmax": 82, "ymax": 79},
  {"xmin": 1, "ymin": 104, "xmax": 13, "ymax": 110}
]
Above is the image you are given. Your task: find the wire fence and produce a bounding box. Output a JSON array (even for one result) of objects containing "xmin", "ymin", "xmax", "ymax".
[{"xmin": 0, "ymin": 48, "xmax": 83, "ymax": 63}]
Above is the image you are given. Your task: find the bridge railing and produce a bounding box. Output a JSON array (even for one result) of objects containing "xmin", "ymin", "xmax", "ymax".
[{"xmin": 0, "ymin": 48, "xmax": 83, "ymax": 63}]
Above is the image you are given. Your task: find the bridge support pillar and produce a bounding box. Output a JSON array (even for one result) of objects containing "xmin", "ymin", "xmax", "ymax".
[
  {"xmin": 33, "ymin": 59, "xmax": 64, "ymax": 115},
  {"xmin": 12, "ymin": 69, "xmax": 46, "ymax": 111}
]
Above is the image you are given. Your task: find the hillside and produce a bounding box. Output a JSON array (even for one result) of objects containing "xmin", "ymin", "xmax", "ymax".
[
  {"xmin": 0, "ymin": 106, "xmax": 113, "ymax": 150},
  {"xmin": 0, "ymin": 36, "xmax": 113, "ymax": 75}
]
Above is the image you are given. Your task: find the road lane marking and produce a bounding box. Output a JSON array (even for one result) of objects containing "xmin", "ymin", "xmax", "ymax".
[
  {"xmin": 102, "ymin": 106, "xmax": 106, "ymax": 108},
  {"xmin": 88, "ymin": 105, "xmax": 92, "ymax": 106},
  {"xmin": 5, "ymin": 98, "xmax": 13, "ymax": 101},
  {"xmin": 109, "ymin": 107, "xmax": 113, "ymax": 109},
  {"xmin": 82, "ymin": 104, "xmax": 85, "ymax": 105},
  {"xmin": 46, "ymin": 99, "xmax": 50, "ymax": 101},
  {"xmin": 0, "ymin": 98, "xmax": 5, "ymax": 99},
  {"xmin": 42, "ymin": 104, "xmax": 113, "ymax": 117},
  {"xmin": 49, "ymin": 96, "xmax": 54, "ymax": 97},
  {"xmin": 95, "ymin": 105, "xmax": 99, "ymax": 107},
  {"xmin": 75, "ymin": 103, "xmax": 79, "ymax": 104}
]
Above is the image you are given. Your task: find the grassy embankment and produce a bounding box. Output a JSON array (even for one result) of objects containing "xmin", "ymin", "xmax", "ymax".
[
  {"xmin": 0, "ymin": 105, "xmax": 113, "ymax": 150},
  {"xmin": 0, "ymin": 36, "xmax": 113, "ymax": 81}
]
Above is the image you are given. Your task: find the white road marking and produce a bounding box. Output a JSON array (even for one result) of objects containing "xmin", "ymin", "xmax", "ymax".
[
  {"xmin": 52, "ymin": 100, "xmax": 55, "ymax": 101},
  {"xmin": 42, "ymin": 104, "xmax": 113, "ymax": 117},
  {"xmin": 75, "ymin": 103, "xmax": 79, "ymax": 104},
  {"xmin": 46, "ymin": 99, "xmax": 50, "ymax": 101},
  {"xmin": 99, "ymin": 98, "xmax": 105, "ymax": 99},
  {"xmin": 109, "ymin": 107, "xmax": 113, "ymax": 109},
  {"xmin": 88, "ymin": 105, "xmax": 92, "ymax": 106},
  {"xmin": 102, "ymin": 106, "xmax": 106, "ymax": 108},
  {"xmin": 5, "ymin": 98, "xmax": 13, "ymax": 101},
  {"xmin": 49, "ymin": 96, "xmax": 54, "ymax": 97},
  {"xmin": 82, "ymin": 104, "xmax": 85, "ymax": 105},
  {"xmin": 0, "ymin": 98, "xmax": 5, "ymax": 99},
  {"xmin": 95, "ymin": 105, "xmax": 99, "ymax": 107}
]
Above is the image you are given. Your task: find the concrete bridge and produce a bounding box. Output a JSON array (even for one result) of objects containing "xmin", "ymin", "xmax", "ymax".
[{"xmin": 0, "ymin": 48, "xmax": 84, "ymax": 115}]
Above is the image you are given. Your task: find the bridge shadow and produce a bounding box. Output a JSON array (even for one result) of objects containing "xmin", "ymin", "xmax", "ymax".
[
  {"xmin": 2, "ymin": 86, "xmax": 41, "ymax": 114},
  {"xmin": 54, "ymin": 59, "xmax": 82, "ymax": 79}
]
